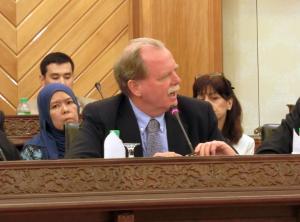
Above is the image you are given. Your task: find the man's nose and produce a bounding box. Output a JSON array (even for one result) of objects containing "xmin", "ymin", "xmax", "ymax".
[
  {"xmin": 58, "ymin": 77, "xmax": 65, "ymax": 85},
  {"xmin": 172, "ymin": 71, "xmax": 181, "ymax": 83}
]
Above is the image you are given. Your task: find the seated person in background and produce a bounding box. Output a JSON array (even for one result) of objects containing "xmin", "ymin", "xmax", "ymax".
[
  {"xmin": 66, "ymin": 37, "xmax": 236, "ymax": 159},
  {"xmin": 193, "ymin": 73, "xmax": 255, "ymax": 155},
  {"xmin": 0, "ymin": 111, "xmax": 20, "ymax": 160},
  {"xmin": 21, "ymin": 83, "xmax": 80, "ymax": 160},
  {"xmin": 29, "ymin": 52, "xmax": 95, "ymax": 114},
  {"xmin": 256, "ymin": 98, "xmax": 300, "ymax": 154}
]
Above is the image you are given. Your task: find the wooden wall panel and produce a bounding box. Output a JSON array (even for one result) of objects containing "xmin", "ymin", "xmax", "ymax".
[
  {"xmin": 0, "ymin": 0, "xmax": 15, "ymax": 25},
  {"xmin": 74, "ymin": 31, "xmax": 128, "ymax": 98},
  {"xmin": 16, "ymin": 0, "xmax": 43, "ymax": 25},
  {"xmin": 0, "ymin": 68, "xmax": 17, "ymax": 107},
  {"xmin": 18, "ymin": 0, "xmax": 98, "ymax": 79},
  {"xmin": 72, "ymin": 1, "xmax": 129, "ymax": 96},
  {"xmin": 135, "ymin": 0, "xmax": 222, "ymax": 96},
  {"xmin": 0, "ymin": 0, "xmax": 131, "ymax": 115},
  {"xmin": 0, "ymin": 14, "xmax": 16, "ymax": 52},
  {"xmin": 0, "ymin": 41, "xmax": 17, "ymax": 78},
  {"xmin": 16, "ymin": 0, "xmax": 70, "ymax": 53},
  {"xmin": 0, "ymin": 0, "xmax": 221, "ymax": 114}
]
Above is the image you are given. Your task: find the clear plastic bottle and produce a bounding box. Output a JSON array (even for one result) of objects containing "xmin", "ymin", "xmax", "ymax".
[{"xmin": 17, "ymin": 98, "xmax": 31, "ymax": 115}]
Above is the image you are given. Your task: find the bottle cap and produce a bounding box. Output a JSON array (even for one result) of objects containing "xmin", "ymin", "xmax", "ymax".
[
  {"xmin": 110, "ymin": 130, "xmax": 120, "ymax": 137},
  {"xmin": 20, "ymin": 97, "xmax": 28, "ymax": 103}
]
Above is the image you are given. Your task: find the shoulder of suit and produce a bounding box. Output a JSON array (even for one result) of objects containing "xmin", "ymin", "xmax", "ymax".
[
  {"xmin": 178, "ymin": 95, "xmax": 210, "ymax": 109},
  {"xmin": 83, "ymin": 94, "xmax": 125, "ymax": 114},
  {"xmin": 77, "ymin": 96, "xmax": 96, "ymax": 105}
]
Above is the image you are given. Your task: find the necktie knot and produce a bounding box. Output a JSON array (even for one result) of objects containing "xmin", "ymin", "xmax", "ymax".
[{"xmin": 147, "ymin": 119, "xmax": 160, "ymax": 133}]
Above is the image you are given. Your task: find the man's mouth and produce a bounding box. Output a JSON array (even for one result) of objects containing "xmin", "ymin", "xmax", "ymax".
[{"xmin": 168, "ymin": 85, "xmax": 180, "ymax": 97}]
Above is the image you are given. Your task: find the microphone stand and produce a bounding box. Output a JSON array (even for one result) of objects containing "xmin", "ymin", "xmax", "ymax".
[
  {"xmin": 94, "ymin": 82, "xmax": 104, "ymax": 99},
  {"xmin": 170, "ymin": 107, "xmax": 195, "ymax": 155}
]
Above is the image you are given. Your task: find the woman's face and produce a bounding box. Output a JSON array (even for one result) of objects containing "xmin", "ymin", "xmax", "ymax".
[
  {"xmin": 49, "ymin": 91, "xmax": 79, "ymax": 130},
  {"xmin": 197, "ymin": 87, "xmax": 232, "ymax": 121}
]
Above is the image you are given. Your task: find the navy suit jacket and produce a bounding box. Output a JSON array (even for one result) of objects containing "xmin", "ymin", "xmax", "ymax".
[{"xmin": 66, "ymin": 94, "xmax": 223, "ymax": 158}]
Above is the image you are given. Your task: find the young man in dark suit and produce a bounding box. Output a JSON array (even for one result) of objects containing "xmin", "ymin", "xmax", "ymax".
[
  {"xmin": 29, "ymin": 52, "xmax": 94, "ymax": 114},
  {"xmin": 66, "ymin": 38, "xmax": 236, "ymax": 158}
]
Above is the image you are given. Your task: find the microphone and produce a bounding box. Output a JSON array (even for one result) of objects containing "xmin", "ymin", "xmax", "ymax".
[
  {"xmin": 94, "ymin": 82, "xmax": 104, "ymax": 99},
  {"xmin": 170, "ymin": 106, "xmax": 194, "ymax": 155}
]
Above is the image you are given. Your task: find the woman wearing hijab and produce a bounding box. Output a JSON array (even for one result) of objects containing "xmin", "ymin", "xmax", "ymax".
[
  {"xmin": 20, "ymin": 83, "xmax": 80, "ymax": 160},
  {"xmin": 0, "ymin": 110, "xmax": 20, "ymax": 161},
  {"xmin": 193, "ymin": 73, "xmax": 255, "ymax": 155}
]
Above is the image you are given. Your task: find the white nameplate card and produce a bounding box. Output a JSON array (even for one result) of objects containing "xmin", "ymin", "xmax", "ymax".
[{"xmin": 292, "ymin": 129, "xmax": 300, "ymax": 154}]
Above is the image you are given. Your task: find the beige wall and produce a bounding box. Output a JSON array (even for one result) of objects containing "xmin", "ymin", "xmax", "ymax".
[{"xmin": 223, "ymin": 0, "xmax": 300, "ymax": 135}]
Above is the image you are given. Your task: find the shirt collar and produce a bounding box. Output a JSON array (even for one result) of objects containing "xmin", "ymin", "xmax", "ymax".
[{"xmin": 129, "ymin": 99, "xmax": 165, "ymax": 133}]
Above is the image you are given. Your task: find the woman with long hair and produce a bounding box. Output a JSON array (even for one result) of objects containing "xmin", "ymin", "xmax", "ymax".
[{"xmin": 193, "ymin": 73, "xmax": 254, "ymax": 155}]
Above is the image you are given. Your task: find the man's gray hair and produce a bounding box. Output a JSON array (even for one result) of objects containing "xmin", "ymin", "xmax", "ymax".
[{"xmin": 113, "ymin": 37, "xmax": 165, "ymax": 96}]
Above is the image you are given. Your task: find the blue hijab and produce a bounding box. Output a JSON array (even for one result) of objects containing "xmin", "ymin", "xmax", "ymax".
[{"xmin": 26, "ymin": 83, "xmax": 79, "ymax": 159}]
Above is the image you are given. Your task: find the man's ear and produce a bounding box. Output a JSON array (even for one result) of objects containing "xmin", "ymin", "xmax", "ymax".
[
  {"xmin": 40, "ymin": 75, "xmax": 46, "ymax": 87},
  {"xmin": 127, "ymin": 80, "xmax": 142, "ymax": 97}
]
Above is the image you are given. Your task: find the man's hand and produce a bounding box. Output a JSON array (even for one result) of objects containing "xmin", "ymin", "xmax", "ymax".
[
  {"xmin": 153, "ymin": 152, "xmax": 182, "ymax": 157},
  {"xmin": 194, "ymin": 140, "xmax": 237, "ymax": 156}
]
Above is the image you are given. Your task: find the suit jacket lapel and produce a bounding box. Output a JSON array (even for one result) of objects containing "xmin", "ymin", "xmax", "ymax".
[
  {"xmin": 165, "ymin": 112, "xmax": 190, "ymax": 155},
  {"xmin": 116, "ymin": 97, "xmax": 143, "ymax": 157}
]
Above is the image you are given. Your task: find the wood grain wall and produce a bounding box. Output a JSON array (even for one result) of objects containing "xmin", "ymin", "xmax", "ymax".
[
  {"xmin": 134, "ymin": 0, "xmax": 222, "ymax": 96},
  {"xmin": 0, "ymin": 0, "xmax": 221, "ymax": 115}
]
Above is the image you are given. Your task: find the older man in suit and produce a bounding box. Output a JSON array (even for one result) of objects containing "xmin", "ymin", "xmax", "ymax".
[{"xmin": 66, "ymin": 37, "xmax": 236, "ymax": 158}]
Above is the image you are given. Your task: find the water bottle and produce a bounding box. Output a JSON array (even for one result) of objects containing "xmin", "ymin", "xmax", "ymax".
[
  {"xmin": 17, "ymin": 98, "xmax": 31, "ymax": 115},
  {"xmin": 104, "ymin": 130, "xmax": 126, "ymax": 158}
]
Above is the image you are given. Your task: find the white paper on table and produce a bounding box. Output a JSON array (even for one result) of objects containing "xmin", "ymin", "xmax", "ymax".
[
  {"xmin": 292, "ymin": 129, "xmax": 300, "ymax": 154},
  {"xmin": 104, "ymin": 132, "xmax": 126, "ymax": 158}
]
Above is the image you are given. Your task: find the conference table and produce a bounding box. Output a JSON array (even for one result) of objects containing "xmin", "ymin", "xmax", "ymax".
[
  {"xmin": 4, "ymin": 115, "xmax": 263, "ymax": 150},
  {"xmin": 1, "ymin": 155, "xmax": 300, "ymax": 221}
]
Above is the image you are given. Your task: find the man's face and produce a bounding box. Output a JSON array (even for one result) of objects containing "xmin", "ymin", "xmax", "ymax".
[
  {"xmin": 133, "ymin": 46, "xmax": 181, "ymax": 117},
  {"xmin": 40, "ymin": 62, "xmax": 74, "ymax": 88}
]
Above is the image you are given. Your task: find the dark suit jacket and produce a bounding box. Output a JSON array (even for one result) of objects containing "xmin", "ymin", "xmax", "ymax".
[
  {"xmin": 256, "ymin": 98, "xmax": 300, "ymax": 154},
  {"xmin": 0, "ymin": 131, "xmax": 20, "ymax": 161},
  {"xmin": 0, "ymin": 110, "xmax": 20, "ymax": 161},
  {"xmin": 66, "ymin": 94, "xmax": 223, "ymax": 158}
]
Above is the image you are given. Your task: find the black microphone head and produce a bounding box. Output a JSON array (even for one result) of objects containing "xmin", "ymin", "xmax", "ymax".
[
  {"xmin": 95, "ymin": 82, "xmax": 101, "ymax": 90},
  {"xmin": 94, "ymin": 82, "xmax": 104, "ymax": 99}
]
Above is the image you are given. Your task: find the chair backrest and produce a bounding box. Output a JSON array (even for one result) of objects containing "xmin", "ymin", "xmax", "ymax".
[
  {"xmin": 261, "ymin": 123, "xmax": 280, "ymax": 141},
  {"xmin": 65, "ymin": 122, "xmax": 80, "ymax": 152}
]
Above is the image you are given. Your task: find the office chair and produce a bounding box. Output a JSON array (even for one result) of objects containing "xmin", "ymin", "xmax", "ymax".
[{"xmin": 261, "ymin": 123, "xmax": 280, "ymax": 141}]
